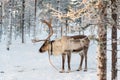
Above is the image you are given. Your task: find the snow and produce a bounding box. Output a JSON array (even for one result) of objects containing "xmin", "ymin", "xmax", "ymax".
[
  {"xmin": 0, "ymin": 38, "xmax": 97, "ymax": 80},
  {"xmin": 0, "ymin": 31, "xmax": 120, "ymax": 80}
]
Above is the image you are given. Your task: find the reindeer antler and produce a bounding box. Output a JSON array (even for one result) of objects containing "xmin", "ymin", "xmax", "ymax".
[
  {"xmin": 41, "ymin": 18, "xmax": 53, "ymax": 40},
  {"xmin": 31, "ymin": 18, "xmax": 53, "ymax": 43},
  {"xmin": 32, "ymin": 39, "xmax": 46, "ymax": 43}
]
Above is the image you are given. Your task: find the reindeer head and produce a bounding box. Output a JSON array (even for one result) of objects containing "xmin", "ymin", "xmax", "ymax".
[
  {"xmin": 39, "ymin": 40, "xmax": 50, "ymax": 52},
  {"xmin": 39, "ymin": 18, "xmax": 53, "ymax": 53}
]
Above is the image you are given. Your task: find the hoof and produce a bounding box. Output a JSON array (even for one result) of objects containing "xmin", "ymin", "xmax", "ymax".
[
  {"xmin": 76, "ymin": 69, "xmax": 80, "ymax": 71},
  {"xmin": 66, "ymin": 69, "xmax": 71, "ymax": 73},
  {"xmin": 59, "ymin": 70, "xmax": 65, "ymax": 73},
  {"xmin": 76, "ymin": 68, "xmax": 82, "ymax": 71},
  {"xmin": 84, "ymin": 69, "xmax": 87, "ymax": 72}
]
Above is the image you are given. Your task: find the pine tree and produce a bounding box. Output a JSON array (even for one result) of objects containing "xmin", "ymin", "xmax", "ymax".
[
  {"xmin": 97, "ymin": 0, "xmax": 107, "ymax": 80},
  {"xmin": 33, "ymin": 0, "xmax": 37, "ymax": 39},
  {"xmin": 111, "ymin": 0, "xmax": 118, "ymax": 80},
  {"xmin": 7, "ymin": 0, "xmax": 12, "ymax": 50},
  {"xmin": 21, "ymin": 0, "xmax": 25, "ymax": 43},
  {"xmin": 0, "ymin": 2, "xmax": 2, "ymax": 42}
]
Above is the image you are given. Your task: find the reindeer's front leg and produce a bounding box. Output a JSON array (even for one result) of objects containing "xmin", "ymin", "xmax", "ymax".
[
  {"xmin": 84, "ymin": 47, "xmax": 89, "ymax": 72},
  {"xmin": 59, "ymin": 54, "xmax": 66, "ymax": 73}
]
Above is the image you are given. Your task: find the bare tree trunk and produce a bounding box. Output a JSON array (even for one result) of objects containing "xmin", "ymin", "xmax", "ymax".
[
  {"xmin": 33, "ymin": 0, "xmax": 37, "ymax": 39},
  {"xmin": 97, "ymin": 1, "xmax": 107, "ymax": 80},
  {"xmin": 0, "ymin": 2, "xmax": 2, "ymax": 42},
  {"xmin": 9, "ymin": 0, "xmax": 14, "ymax": 44},
  {"xmin": 21, "ymin": 0, "xmax": 25, "ymax": 43},
  {"xmin": 65, "ymin": 19, "xmax": 68, "ymax": 36},
  {"xmin": 28, "ymin": 8, "xmax": 31, "ymax": 37},
  {"xmin": 56, "ymin": 0, "xmax": 60, "ymax": 38},
  {"xmin": 7, "ymin": 0, "xmax": 13, "ymax": 50},
  {"xmin": 111, "ymin": 0, "xmax": 118, "ymax": 80},
  {"xmin": 61, "ymin": 25, "xmax": 63, "ymax": 37},
  {"xmin": 7, "ymin": 9, "xmax": 12, "ymax": 50},
  {"xmin": 64, "ymin": 8, "xmax": 68, "ymax": 36}
]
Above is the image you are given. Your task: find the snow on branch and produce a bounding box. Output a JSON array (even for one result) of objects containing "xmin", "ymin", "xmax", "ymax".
[{"xmin": 43, "ymin": 0, "xmax": 100, "ymax": 22}]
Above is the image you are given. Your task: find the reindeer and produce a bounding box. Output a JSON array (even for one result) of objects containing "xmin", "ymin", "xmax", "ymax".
[{"xmin": 32, "ymin": 18, "xmax": 90, "ymax": 73}]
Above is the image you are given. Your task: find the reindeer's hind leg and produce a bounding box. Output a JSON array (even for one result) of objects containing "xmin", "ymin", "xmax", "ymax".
[
  {"xmin": 77, "ymin": 53, "xmax": 84, "ymax": 71},
  {"xmin": 84, "ymin": 47, "xmax": 89, "ymax": 71},
  {"xmin": 59, "ymin": 54, "xmax": 66, "ymax": 73},
  {"xmin": 67, "ymin": 52, "xmax": 71, "ymax": 73}
]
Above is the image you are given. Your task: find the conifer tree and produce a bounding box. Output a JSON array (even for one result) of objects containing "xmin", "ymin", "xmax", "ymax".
[{"xmin": 111, "ymin": 0, "xmax": 118, "ymax": 80}]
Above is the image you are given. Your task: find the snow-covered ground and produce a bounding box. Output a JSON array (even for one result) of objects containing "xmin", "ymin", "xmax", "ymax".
[{"xmin": 0, "ymin": 32, "xmax": 120, "ymax": 80}]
